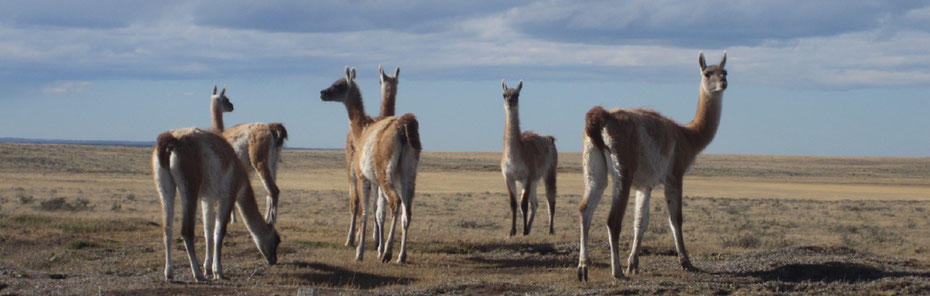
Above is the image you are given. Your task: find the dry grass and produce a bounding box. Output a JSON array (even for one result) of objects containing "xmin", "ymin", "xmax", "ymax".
[{"xmin": 0, "ymin": 143, "xmax": 929, "ymax": 295}]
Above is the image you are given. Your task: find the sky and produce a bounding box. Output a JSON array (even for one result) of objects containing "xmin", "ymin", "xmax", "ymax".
[{"xmin": 1, "ymin": 0, "xmax": 929, "ymax": 156}]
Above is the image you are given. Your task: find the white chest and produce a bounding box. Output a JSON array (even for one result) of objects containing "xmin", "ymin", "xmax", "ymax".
[{"xmin": 501, "ymin": 152, "xmax": 528, "ymax": 179}]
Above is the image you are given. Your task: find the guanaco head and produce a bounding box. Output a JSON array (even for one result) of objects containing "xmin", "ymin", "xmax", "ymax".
[
  {"xmin": 258, "ymin": 229, "xmax": 281, "ymax": 265},
  {"xmin": 699, "ymin": 51, "xmax": 727, "ymax": 94},
  {"xmin": 379, "ymin": 64, "xmax": 400, "ymax": 98},
  {"xmin": 320, "ymin": 66, "xmax": 358, "ymax": 103},
  {"xmin": 501, "ymin": 79, "xmax": 523, "ymax": 108},
  {"xmin": 212, "ymin": 85, "xmax": 234, "ymax": 112}
]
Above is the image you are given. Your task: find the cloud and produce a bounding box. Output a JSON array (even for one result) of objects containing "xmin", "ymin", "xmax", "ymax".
[
  {"xmin": 730, "ymin": 29, "xmax": 930, "ymax": 88},
  {"xmin": 191, "ymin": 0, "xmax": 527, "ymax": 33},
  {"xmin": 503, "ymin": 0, "xmax": 930, "ymax": 47},
  {"xmin": 1, "ymin": 1, "xmax": 930, "ymax": 90},
  {"xmin": 0, "ymin": 0, "xmax": 181, "ymax": 29},
  {"xmin": 41, "ymin": 81, "xmax": 90, "ymax": 95}
]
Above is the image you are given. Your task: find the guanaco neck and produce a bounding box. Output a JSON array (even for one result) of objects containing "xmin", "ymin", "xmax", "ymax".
[
  {"xmin": 211, "ymin": 99, "xmax": 224, "ymax": 132},
  {"xmin": 235, "ymin": 184, "xmax": 275, "ymax": 240},
  {"xmin": 379, "ymin": 84, "xmax": 396, "ymax": 118},
  {"xmin": 504, "ymin": 104, "xmax": 522, "ymax": 158},
  {"xmin": 344, "ymin": 86, "xmax": 370, "ymax": 139},
  {"xmin": 684, "ymin": 88, "xmax": 723, "ymax": 152}
]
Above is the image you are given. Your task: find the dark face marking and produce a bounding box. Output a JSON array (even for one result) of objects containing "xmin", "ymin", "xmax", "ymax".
[
  {"xmin": 321, "ymin": 78, "xmax": 349, "ymax": 102},
  {"xmin": 503, "ymin": 88, "xmax": 521, "ymax": 107},
  {"xmin": 702, "ymin": 65, "xmax": 728, "ymax": 92},
  {"xmin": 221, "ymin": 96, "xmax": 234, "ymax": 112}
]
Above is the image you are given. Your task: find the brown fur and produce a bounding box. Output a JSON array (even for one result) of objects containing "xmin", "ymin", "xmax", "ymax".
[
  {"xmin": 210, "ymin": 87, "xmax": 233, "ymax": 132},
  {"xmin": 370, "ymin": 113, "xmax": 422, "ymax": 212},
  {"xmin": 152, "ymin": 128, "xmax": 279, "ymax": 281},
  {"xmin": 396, "ymin": 113, "xmax": 422, "ymax": 151},
  {"xmin": 220, "ymin": 123, "xmax": 286, "ymax": 222},
  {"xmin": 345, "ymin": 133, "xmax": 360, "ymax": 217},
  {"xmin": 379, "ymin": 93, "xmax": 396, "ymax": 118},
  {"xmin": 209, "ymin": 87, "xmax": 286, "ymax": 224},
  {"xmin": 212, "ymin": 106, "xmax": 224, "ymax": 132},
  {"xmin": 373, "ymin": 117, "xmax": 401, "ymax": 211},
  {"xmin": 322, "ymin": 69, "xmax": 421, "ymax": 261},
  {"xmin": 584, "ymin": 106, "xmax": 610, "ymax": 150},
  {"xmin": 161, "ymin": 128, "xmax": 274, "ymax": 235},
  {"xmin": 339, "ymin": 88, "xmax": 373, "ymax": 219},
  {"xmin": 577, "ymin": 52, "xmax": 727, "ymax": 280},
  {"xmin": 544, "ymin": 136, "xmax": 557, "ymax": 202},
  {"xmin": 500, "ymin": 80, "xmax": 558, "ymax": 236},
  {"xmin": 379, "ymin": 65, "xmax": 400, "ymax": 118},
  {"xmin": 267, "ymin": 123, "xmax": 288, "ymax": 147},
  {"xmin": 321, "ymin": 73, "xmax": 382, "ymax": 248},
  {"xmin": 155, "ymin": 133, "xmax": 177, "ymax": 169}
]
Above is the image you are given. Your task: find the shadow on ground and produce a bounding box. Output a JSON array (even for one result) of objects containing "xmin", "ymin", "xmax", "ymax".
[
  {"xmin": 713, "ymin": 246, "xmax": 930, "ymax": 284},
  {"xmin": 282, "ymin": 261, "xmax": 414, "ymax": 289},
  {"xmin": 753, "ymin": 262, "xmax": 930, "ymax": 283}
]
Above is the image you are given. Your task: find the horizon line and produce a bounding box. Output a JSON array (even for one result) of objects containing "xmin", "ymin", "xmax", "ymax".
[{"xmin": 1, "ymin": 137, "xmax": 927, "ymax": 159}]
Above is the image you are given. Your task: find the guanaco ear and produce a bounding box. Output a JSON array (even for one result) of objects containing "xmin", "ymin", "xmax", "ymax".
[
  {"xmin": 379, "ymin": 64, "xmax": 386, "ymax": 83},
  {"xmin": 350, "ymin": 68, "xmax": 357, "ymax": 81},
  {"xmin": 394, "ymin": 67, "xmax": 400, "ymax": 78},
  {"xmin": 501, "ymin": 79, "xmax": 508, "ymax": 91},
  {"xmin": 719, "ymin": 51, "xmax": 727, "ymax": 69},
  {"xmin": 699, "ymin": 51, "xmax": 707, "ymax": 70},
  {"xmin": 220, "ymin": 87, "xmax": 226, "ymax": 97},
  {"xmin": 345, "ymin": 66, "xmax": 351, "ymax": 82},
  {"xmin": 213, "ymin": 85, "xmax": 217, "ymax": 95},
  {"xmin": 516, "ymin": 80, "xmax": 523, "ymax": 92}
]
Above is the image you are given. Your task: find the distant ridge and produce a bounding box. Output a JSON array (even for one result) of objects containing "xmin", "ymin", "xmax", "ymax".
[{"xmin": 0, "ymin": 137, "xmax": 337, "ymax": 150}]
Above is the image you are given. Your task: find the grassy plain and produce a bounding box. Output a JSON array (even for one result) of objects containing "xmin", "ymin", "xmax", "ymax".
[{"xmin": 0, "ymin": 142, "xmax": 929, "ymax": 295}]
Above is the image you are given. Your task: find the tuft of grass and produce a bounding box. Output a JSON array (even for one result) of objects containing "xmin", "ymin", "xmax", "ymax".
[
  {"xmin": 647, "ymin": 220, "xmax": 669, "ymax": 235},
  {"xmin": 58, "ymin": 222, "xmax": 139, "ymax": 234},
  {"xmin": 12, "ymin": 214, "xmax": 52, "ymax": 225},
  {"xmin": 455, "ymin": 220, "xmax": 497, "ymax": 230},
  {"xmin": 859, "ymin": 225, "xmax": 896, "ymax": 244},
  {"xmin": 722, "ymin": 232, "xmax": 762, "ymax": 249},
  {"xmin": 835, "ymin": 224, "xmax": 898, "ymax": 245},
  {"xmin": 291, "ymin": 240, "xmax": 341, "ymax": 249},
  {"xmin": 18, "ymin": 193, "xmax": 34, "ymax": 205},
  {"xmin": 38, "ymin": 197, "xmax": 91, "ymax": 212},
  {"xmin": 720, "ymin": 216, "xmax": 764, "ymax": 249}
]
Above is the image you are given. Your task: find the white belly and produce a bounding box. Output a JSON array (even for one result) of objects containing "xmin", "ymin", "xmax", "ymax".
[{"xmin": 631, "ymin": 128, "xmax": 673, "ymax": 189}]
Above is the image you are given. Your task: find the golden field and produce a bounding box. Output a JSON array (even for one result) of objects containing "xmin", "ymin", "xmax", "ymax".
[{"xmin": 0, "ymin": 142, "xmax": 929, "ymax": 295}]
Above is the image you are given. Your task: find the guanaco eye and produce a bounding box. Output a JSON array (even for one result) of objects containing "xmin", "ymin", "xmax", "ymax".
[
  {"xmin": 703, "ymin": 72, "xmax": 711, "ymax": 78},
  {"xmin": 721, "ymin": 70, "xmax": 728, "ymax": 76}
]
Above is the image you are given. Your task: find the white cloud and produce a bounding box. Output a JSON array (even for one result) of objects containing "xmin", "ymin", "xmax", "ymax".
[
  {"xmin": 41, "ymin": 81, "xmax": 90, "ymax": 95},
  {"xmin": 1, "ymin": 1, "xmax": 930, "ymax": 89}
]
